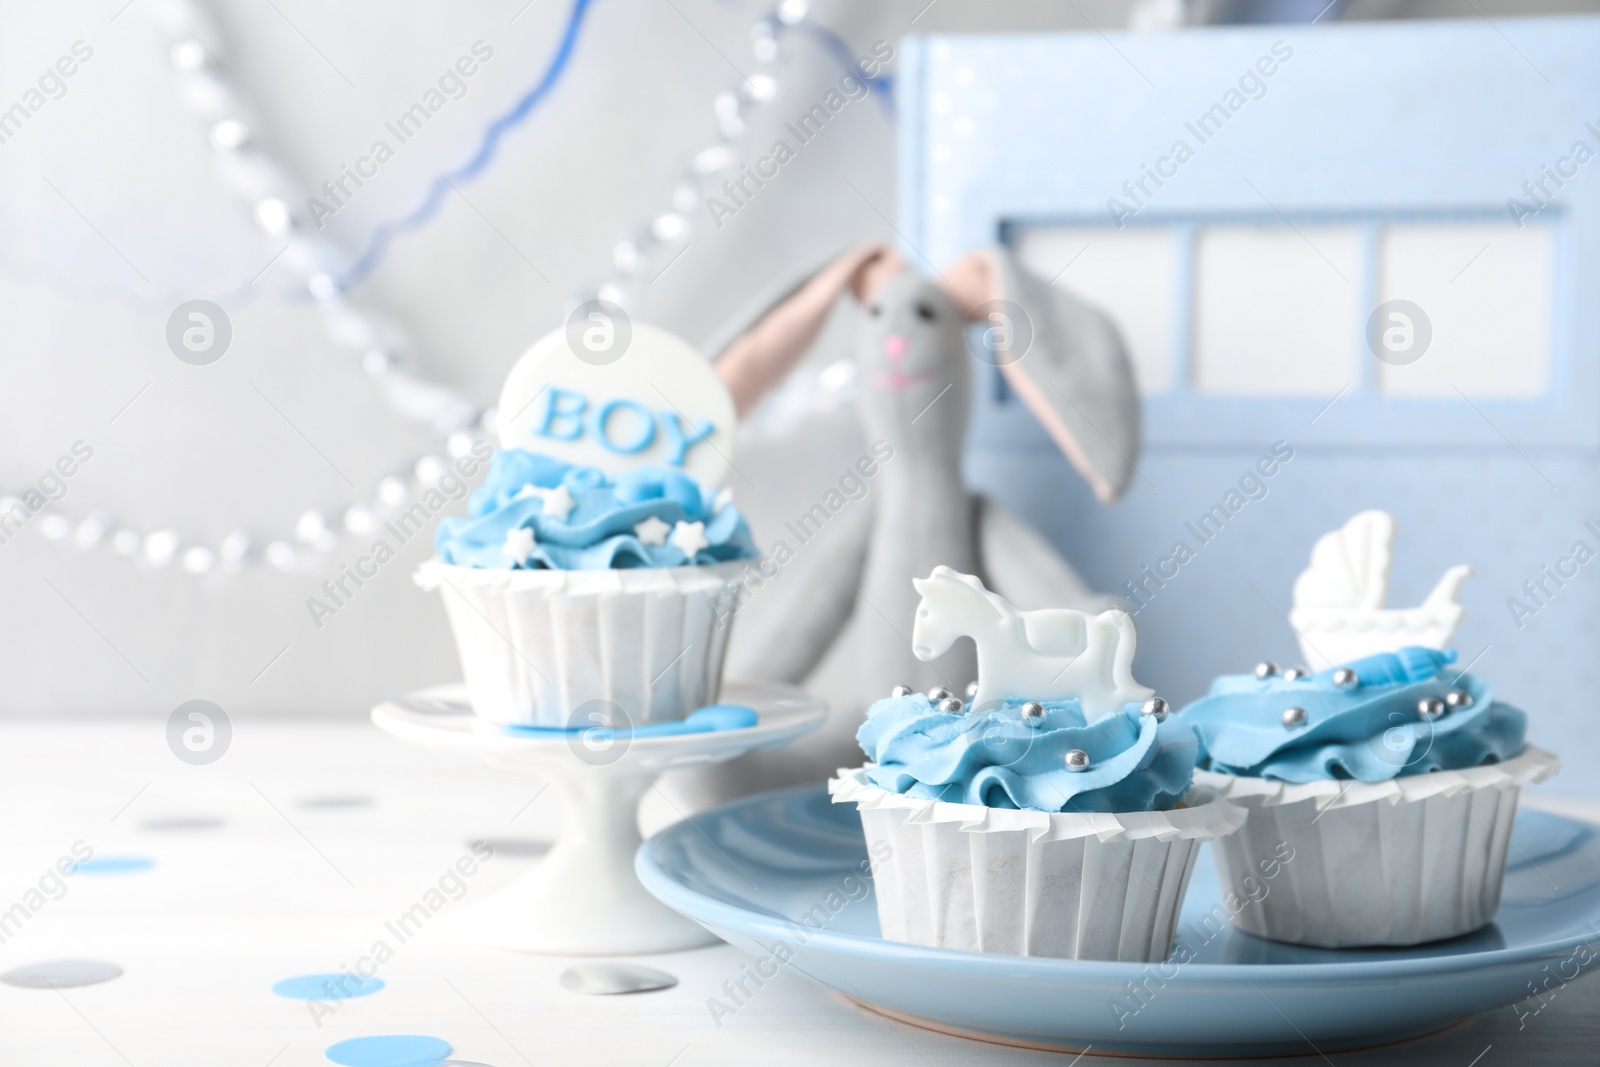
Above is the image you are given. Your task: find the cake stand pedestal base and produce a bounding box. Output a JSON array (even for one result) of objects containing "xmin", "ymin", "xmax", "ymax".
[{"xmin": 371, "ymin": 680, "xmax": 826, "ymax": 956}]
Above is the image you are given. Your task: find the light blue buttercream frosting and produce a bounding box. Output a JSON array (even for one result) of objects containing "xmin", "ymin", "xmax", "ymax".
[
  {"xmin": 1181, "ymin": 647, "xmax": 1527, "ymax": 784},
  {"xmin": 434, "ymin": 449, "xmax": 758, "ymax": 569},
  {"xmin": 856, "ymin": 694, "xmax": 1198, "ymax": 813}
]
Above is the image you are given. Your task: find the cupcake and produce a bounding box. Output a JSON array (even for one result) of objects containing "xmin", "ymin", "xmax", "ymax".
[
  {"xmin": 416, "ymin": 448, "xmax": 758, "ymax": 727},
  {"xmin": 1183, "ymin": 648, "xmax": 1559, "ymax": 947},
  {"xmin": 830, "ymin": 567, "xmax": 1244, "ymax": 961}
]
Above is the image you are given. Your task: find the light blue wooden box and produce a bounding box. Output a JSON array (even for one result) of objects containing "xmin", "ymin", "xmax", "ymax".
[{"xmin": 899, "ymin": 16, "xmax": 1600, "ymax": 786}]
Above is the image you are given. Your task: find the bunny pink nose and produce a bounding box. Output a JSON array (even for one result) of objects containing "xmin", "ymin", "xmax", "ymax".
[{"xmin": 883, "ymin": 334, "xmax": 909, "ymax": 358}]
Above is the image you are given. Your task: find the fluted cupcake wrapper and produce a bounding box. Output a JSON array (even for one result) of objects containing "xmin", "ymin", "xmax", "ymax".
[
  {"xmin": 1197, "ymin": 746, "xmax": 1560, "ymax": 948},
  {"xmin": 416, "ymin": 560, "xmax": 742, "ymax": 727},
  {"xmin": 829, "ymin": 767, "xmax": 1246, "ymax": 961}
]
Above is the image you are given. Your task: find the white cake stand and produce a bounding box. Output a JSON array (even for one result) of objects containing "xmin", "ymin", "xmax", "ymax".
[{"xmin": 371, "ymin": 680, "xmax": 826, "ymax": 956}]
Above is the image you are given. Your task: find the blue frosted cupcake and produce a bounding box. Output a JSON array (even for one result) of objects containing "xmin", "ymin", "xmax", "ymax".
[
  {"xmin": 855, "ymin": 693, "xmax": 1198, "ymax": 813},
  {"xmin": 1182, "ymin": 648, "xmax": 1559, "ymax": 947},
  {"xmin": 834, "ymin": 690, "xmax": 1245, "ymax": 961},
  {"xmin": 417, "ymin": 449, "xmax": 758, "ymax": 726},
  {"xmin": 431, "ymin": 449, "xmax": 756, "ymax": 570},
  {"xmin": 830, "ymin": 568, "xmax": 1246, "ymax": 961}
]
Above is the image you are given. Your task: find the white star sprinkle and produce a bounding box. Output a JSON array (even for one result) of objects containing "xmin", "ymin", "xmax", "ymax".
[
  {"xmin": 670, "ymin": 520, "xmax": 710, "ymax": 557},
  {"xmin": 540, "ymin": 484, "xmax": 576, "ymax": 521},
  {"xmin": 713, "ymin": 486, "xmax": 734, "ymax": 513},
  {"xmin": 634, "ymin": 516, "xmax": 671, "ymax": 546},
  {"xmin": 502, "ymin": 526, "xmax": 536, "ymax": 564},
  {"xmin": 514, "ymin": 484, "xmax": 541, "ymax": 500}
]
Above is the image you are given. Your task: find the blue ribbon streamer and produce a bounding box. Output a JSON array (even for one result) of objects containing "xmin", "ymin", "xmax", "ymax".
[
  {"xmin": 331, "ymin": 0, "xmax": 596, "ymax": 293},
  {"xmin": 793, "ymin": 20, "xmax": 894, "ymax": 113},
  {"xmin": 327, "ymin": 2, "xmax": 893, "ymax": 295}
]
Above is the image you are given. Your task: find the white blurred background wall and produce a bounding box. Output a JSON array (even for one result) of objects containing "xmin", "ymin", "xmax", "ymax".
[{"xmin": 0, "ymin": 0, "xmax": 1589, "ymax": 719}]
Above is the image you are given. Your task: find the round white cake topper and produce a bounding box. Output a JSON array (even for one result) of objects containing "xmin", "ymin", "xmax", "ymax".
[{"xmin": 497, "ymin": 317, "xmax": 734, "ymax": 486}]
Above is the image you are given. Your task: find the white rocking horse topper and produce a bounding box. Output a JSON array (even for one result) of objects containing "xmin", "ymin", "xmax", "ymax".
[{"xmin": 912, "ymin": 566, "xmax": 1153, "ymax": 720}]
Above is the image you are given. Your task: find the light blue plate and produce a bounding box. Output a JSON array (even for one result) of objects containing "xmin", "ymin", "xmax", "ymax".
[{"xmin": 637, "ymin": 785, "xmax": 1600, "ymax": 1057}]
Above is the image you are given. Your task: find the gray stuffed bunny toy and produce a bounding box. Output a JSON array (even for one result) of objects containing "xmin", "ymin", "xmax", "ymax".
[{"xmin": 665, "ymin": 242, "xmax": 1141, "ymax": 807}]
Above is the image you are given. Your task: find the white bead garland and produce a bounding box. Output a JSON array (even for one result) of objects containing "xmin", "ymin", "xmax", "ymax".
[
  {"xmin": 38, "ymin": 515, "xmax": 71, "ymax": 542},
  {"xmin": 22, "ymin": 0, "xmax": 835, "ymax": 578},
  {"xmin": 343, "ymin": 505, "xmax": 376, "ymax": 536},
  {"xmin": 263, "ymin": 540, "xmax": 298, "ymax": 572},
  {"xmin": 72, "ymin": 515, "xmax": 108, "ymax": 549},
  {"xmin": 567, "ymin": 2, "xmax": 815, "ymax": 311},
  {"xmin": 0, "ymin": 1, "xmax": 506, "ymax": 579},
  {"xmin": 144, "ymin": 529, "xmax": 180, "ymax": 567},
  {"xmin": 218, "ymin": 530, "xmax": 251, "ymax": 564},
  {"xmin": 182, "ymin": 546, "xmax": 215, "ymax": 575},
  {"xmin": 376, "ymin": 477, "xmax": 408, "ymax": 507}
]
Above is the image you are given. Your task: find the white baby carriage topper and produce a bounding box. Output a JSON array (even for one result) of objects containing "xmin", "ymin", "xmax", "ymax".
[{"xmin": 1288, "ymin": 510, "xmax": 1472, "ymax": 671}]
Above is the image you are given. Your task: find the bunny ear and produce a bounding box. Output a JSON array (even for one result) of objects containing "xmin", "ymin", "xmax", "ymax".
[
  {"xmin": 985, "ymin": 247, "xmax": 1142, "ymax": 503},
  {"xmin": 711, "ymin": 243, "xmax": 893, "ymax": 418}
]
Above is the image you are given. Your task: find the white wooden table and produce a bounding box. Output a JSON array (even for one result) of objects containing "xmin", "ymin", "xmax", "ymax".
[{"xmin": 2, "ymin": 721, "xmax": 1595, "ymax": 1066}]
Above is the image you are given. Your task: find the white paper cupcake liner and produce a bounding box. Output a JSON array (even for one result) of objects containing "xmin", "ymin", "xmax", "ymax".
[
  {"xmin": 829, "ymin": 767, "xmax": 1247, "ymax": 961},
  {"xmin": 416, "ymin": 560, "xmax": 742, "ymax": 727},
  {"xmin": 1196, "ymin": 746, "xmax": 1560, "ymax": 948}
]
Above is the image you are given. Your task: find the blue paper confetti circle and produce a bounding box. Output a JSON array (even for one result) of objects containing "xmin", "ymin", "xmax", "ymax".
[
  {"xmin": 272, "ymin": 974, "xmax": 385, "ymax": 1001},
  {"xmin": 76, "ymin": 856, "xmax": 155, "ymax": 876},
  {"xmin": 325, "ymin": 1035, "xmax": 451, "ymax": 1067}
]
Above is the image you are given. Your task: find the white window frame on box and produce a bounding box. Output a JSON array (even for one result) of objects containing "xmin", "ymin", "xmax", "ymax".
[{"xmin": 898, "ymin": 20, "xmax": 1596, "ymax": 452}]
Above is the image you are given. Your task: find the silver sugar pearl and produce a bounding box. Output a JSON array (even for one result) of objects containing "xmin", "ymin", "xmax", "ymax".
[
  {"xmin": 1064, "ymin": 748, "xmax": 1091, "ymax": 772},
  {"xmin": 1281, "ymin": 706, "xmax": 1308, "ymax": 729},
  {"xmin": 927, "ymin": 686, "xmax": 953, "ymax": 702},
  {"xmin": 1283, "ymin": 667, "xmax": 1308, "ymax": 681},
  {"xmin": 1020, "ymin": 701, "xmax": 1047, "ymax": 728},
  {"xmin": 890, "ymin": 684, "xmax": 914, "ymax": 698},
  {"xmin": 1332, "ymin": 668, "xmax": 1359, "ymax": 689},
  {"xmin": 1141, "ymin": 697, "xmax": 1169, "ymax": 722},
  {"xmin": 1445, "ymin": 689, "xmax": 1473, "ymax": 709},
  {"xmin": 1254, "ymin": 661, "xmax": 1279, "ymax": 679},
  {"xmin": 937, "ymin": 696, "xmax": 964, "ymax": 714},
  {"xmin": 965, "ymin": 681, "xmax": 979, "ymax": 700},
  {"xmin": 1418, "ymin": 697, "xmax": 1446, "ymax": 720}
]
